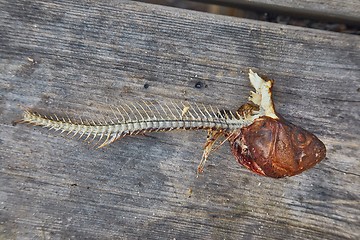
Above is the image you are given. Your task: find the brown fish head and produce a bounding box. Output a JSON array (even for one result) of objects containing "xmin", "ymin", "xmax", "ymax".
[{"xmin": 228, "ymin": 116, "xmax": 326, "ymax": 178}]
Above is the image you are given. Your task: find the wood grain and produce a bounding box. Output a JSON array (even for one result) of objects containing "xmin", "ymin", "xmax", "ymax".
[
  {"xmin": 0, "ymin": 0, "xmax": 359, "ymax": 239},
  {"xmin": 193, "ymin": 0, "xmax": 360, "ymax": 23}
]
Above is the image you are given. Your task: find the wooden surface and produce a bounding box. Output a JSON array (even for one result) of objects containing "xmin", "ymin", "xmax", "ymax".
[
  {"xmin": 194, "ymin": 0, "xmax": 360, "ymax": 23},
  {"xmin": 1, "ymin": 0, "xmax": 359, "ymax": 239}
]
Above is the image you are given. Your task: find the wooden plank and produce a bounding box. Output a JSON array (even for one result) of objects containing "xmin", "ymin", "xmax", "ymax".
[
  {"xmin": 193, "ymin": 0, "xmax": 360, "ymax": 23},
  {"xmin": 0, "ymin": 0, "xmax": 359, "ymax": 239}
]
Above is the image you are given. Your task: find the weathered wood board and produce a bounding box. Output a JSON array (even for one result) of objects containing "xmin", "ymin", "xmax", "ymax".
[
  {"xmin": 193, "ymin": 0, "xmax": 360, "ymax": 23},
  {"xmin": 0, "ymin": 0, "xmax": 359, "ymax": 239}
]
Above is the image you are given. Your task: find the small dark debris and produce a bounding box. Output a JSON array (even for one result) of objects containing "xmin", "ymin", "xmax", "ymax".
[
  {"xmin": 144, "ymin": 83, "xmax": 150, "ymax": 89},
  {"xmin": 70, "ymin": 183, "xmax": 78, "ymax": 187},
  {"xmin": 195, "ymin": 81, "xmax": 203, "ymax": 89}
]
